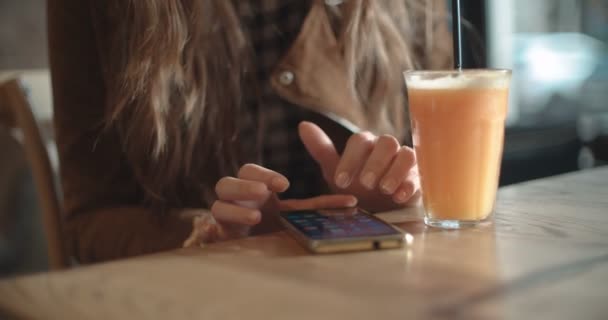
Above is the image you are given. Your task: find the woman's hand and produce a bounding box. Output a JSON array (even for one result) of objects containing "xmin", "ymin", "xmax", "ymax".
[
  {"xmin": 184, "ymin": 164, "xmax": 357, "ymax": 247},
  {"xmin": 298, "ymin": 121, "xmax": 420, "ymax": 212}
]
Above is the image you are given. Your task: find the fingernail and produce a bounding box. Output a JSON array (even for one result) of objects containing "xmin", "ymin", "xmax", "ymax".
[
  {"xmin": 249, "ymin": 211, "xmax": 261, "ymax": 225},
  {"xmin": 335, "ymin": 172, "xmax": 351, "ymax": 188},
  {"xmin": 346, "ymin": 197, "xmax": 358, "ymax": 207},
  {"xmin": 360, "ymin": 171, "xmax": 377, "ymax": 190},
  {"xmin": 381, "ymin": 179, "xmax": 398, "ymax": 194},
  {"xmin": 395, "ymin": 190, "xmax": 409, "ymax": 203},
  {"xmin": 271, "ymin": 176, "xmax": 289, "ymax": 191},
  {"xmin": 248, "ymin": 185, "xmax": 267, "ymax": 197}
]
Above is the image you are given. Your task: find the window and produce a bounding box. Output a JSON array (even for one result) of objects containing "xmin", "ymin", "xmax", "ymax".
[{"xmin": 484, "ymin": 0, "xmax": 608, "ymax": 183}]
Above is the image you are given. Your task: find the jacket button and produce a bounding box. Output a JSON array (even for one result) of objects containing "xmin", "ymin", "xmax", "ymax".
[{"xmin": 278, "ymin": 71, "xmax": 294, "ymax": 85}]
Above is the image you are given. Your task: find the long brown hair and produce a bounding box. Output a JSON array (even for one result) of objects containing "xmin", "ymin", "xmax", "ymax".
[{"xmin": 98, "ymin": 0, "xmax": 451, "ymax": 210}]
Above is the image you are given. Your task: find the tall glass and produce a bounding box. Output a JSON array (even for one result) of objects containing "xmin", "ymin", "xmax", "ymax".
[{"xmin": 404, "ymin": 70, "xmax": 511, "ymax": 229}]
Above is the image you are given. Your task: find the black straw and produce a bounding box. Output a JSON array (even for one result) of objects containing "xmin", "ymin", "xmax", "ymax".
[{"xmin": 452, "ymin": 0, "xmax": 463, "ymax": 70}]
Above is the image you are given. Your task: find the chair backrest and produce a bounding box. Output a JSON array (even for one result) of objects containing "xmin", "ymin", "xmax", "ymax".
[{"xmin": 0, "ymin": 78, "xmax": 68, "ymax": 270}]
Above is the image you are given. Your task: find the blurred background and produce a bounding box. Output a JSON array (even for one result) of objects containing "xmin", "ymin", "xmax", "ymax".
[{"xmin": 0, "ymin": 0, "xmax": 607, "ymax": 277}]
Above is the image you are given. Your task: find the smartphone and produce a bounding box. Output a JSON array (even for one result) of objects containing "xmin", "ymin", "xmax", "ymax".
[{"xmin": 279, "ymin": 207, "xmax": 411, "ymax": 253}]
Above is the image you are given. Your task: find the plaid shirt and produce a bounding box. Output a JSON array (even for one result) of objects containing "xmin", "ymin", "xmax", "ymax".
[{"xmin": 236, "ymin": 0, "xmax": 326, "ymax": 199}]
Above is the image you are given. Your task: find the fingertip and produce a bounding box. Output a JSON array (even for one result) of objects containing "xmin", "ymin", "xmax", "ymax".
[
  {"xmin": 298, "ymin": 120, "xmax": 312, "ymax": 128},
  {"xmin": 270, "ymin": 176, "xmax": 290, "ymax": 192},
  {"xmin": 360, "ymin": 171, "xmax": 377, "ymax": 190},
  {"xmin": 248, "ymin": 210, "xmax": 262, "ymax": 225},
  {"xmin": 380, "ymin": 178, "xmax": 398, "ymax": 195},
  {"xmin": 335, "ymin": 172, "xmax": 351, "ymax": 189},
  {"xmin": 393, "ymin": 190, "xmax": 410, "ymax": 204},
  {"xmin": 345, "ymin": 195, "xmax": 358, "ymax": 207},
  {"xmin": 298, "ymin": 121, "xmax": 314, "ymax": 136},
  {"xmin": 210, "ymin": 200, "xmax": 221, "ymax": 214},
  {"xmin": 249, "ymin": 182, "xmax": 271, "ymax": 199},
  {"xmin": 298, "ymin": 121, "xmax": 317, "ymax": 129},
  {"xmin": 393, "ymin": 182, "xmax": 415, "ymax": 204}
]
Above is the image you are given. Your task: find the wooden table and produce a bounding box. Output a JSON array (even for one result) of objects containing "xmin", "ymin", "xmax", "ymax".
[{"xmin": 1, "ymin": 168, "xmax": 607, "ymax": 319}]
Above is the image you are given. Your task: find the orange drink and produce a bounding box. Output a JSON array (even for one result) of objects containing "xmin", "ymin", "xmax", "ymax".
[{"xmin": 404, "ymin": 70, "xmax": 511, "ymax": 228}]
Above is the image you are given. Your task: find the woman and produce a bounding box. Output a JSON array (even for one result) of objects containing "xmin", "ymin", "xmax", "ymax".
[{"xmin": 48, "ymin": 0, "xmax": 451, "ymax": 262}]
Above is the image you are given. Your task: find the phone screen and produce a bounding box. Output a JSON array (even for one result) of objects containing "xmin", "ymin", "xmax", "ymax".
[{"xmin": 281, "ymin": 208, "xmax": 401, "ymax": 240}]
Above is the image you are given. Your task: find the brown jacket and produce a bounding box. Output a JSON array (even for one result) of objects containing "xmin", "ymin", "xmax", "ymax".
[{"xmin": 48, "ymin": 0, "xmax": 451, "ymax": 263}]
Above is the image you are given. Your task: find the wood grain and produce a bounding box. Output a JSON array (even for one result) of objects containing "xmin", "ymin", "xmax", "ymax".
[{"xmin": 1, "ymin": 167, "xmax": 607, "ymax": 320}]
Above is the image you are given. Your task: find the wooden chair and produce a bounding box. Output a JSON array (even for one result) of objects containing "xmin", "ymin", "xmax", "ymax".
[{"xmin": 0, "ymin": 78, "xmax": 68, "ymax": 270}]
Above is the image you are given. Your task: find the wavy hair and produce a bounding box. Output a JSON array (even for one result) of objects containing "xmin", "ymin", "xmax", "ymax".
[{"xmin": 99, "ymin": 0, "xmax": 451, "ymax": 210}]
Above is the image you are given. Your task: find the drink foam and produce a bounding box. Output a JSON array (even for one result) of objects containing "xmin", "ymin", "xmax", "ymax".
[{"xmin": 404, "ymin": 70, "xmax": 510, "ymax": 90}]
